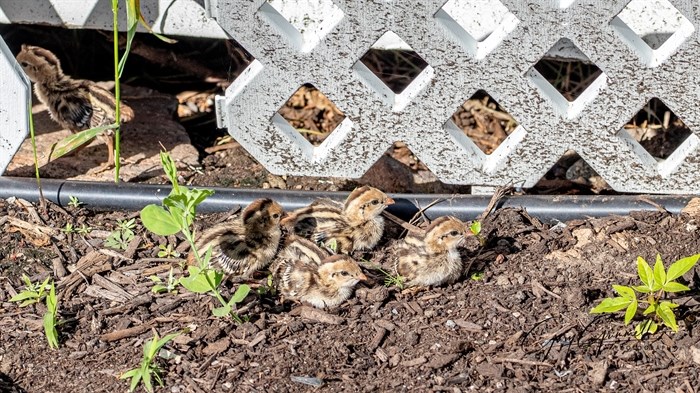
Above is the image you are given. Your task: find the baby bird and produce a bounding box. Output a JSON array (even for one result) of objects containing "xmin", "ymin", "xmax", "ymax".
[
  {"xmin": 272, "ymin": 236, "xmax": 367, "ymax": 308},
  {"xmin": 281, "ymin": 186, "xmax": 394, "ymax": 253},
  {"xmin": 16, "ymin": 45, "xmax": 134, "ymax": 170},
  {"xmin": 394, "ymin": 216, "xmax": 467, "ymax": 287},
  {"xmin": 189, "ymin": 198, "xmax": 285, "ymax": 277}
]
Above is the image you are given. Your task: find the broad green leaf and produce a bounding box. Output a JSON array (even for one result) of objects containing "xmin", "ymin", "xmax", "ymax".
[
  {"xmin": 469, "ymin": 220, "xmax": 481, "ymax": 236},
  {"xmin": 612, "ymin": 285, "xmax": 636, "ymax": 300},
  {"xmin": 212, "ymin": 305, "xmax": 232, "ymax": 317},
  {"xmin": 624, "ymin": 299, "xmax": 638, "ymax": 325},
  {"xmin": 187, "ymin": 188, "xmax": 215, "ymax": 214},
  {"xmin": 666, "ymin": 253, "xmax": 700, "ymax": 282},
  {"xmin": 636, "ymin": 256, "xmax": 654, "ymax": 291},
  {"xmin": 652, "ymin": 255, "xmax": 666, "ymax": 291},
  {"xmin": 179, "ymin": 266, "xmax": 216, "ymax": 293},
  {"xmin": 49, "ymin": 123, "xmax": 118, "ymax": 160},
  {"xmin": 648, "ymin": 320, "xmax": 658, "ymax": 334},
  {"xmin": 140, "ymin": 205, "xmax": 180, "ymax": 236},
  {"xmin": 634, "ymin": 319, "xmax": 657, "ymax": 340},
  {"xmin": 633, "ymin": 285, "xmax": 652, "ymax": 293},
  {"xmin": 230, "ymin": 284, "xmax": 251, "ymax": 304},
  {"xmin": 662, "ymin": 281, "xmax": 690, "ymax": 293},
  {"xmin": 590, "ymin": 297, "xmax": 631, "ymax": 314},
  {"xmin": 657, "ymin": 302, "xmax": 678, "ymax": 331}
]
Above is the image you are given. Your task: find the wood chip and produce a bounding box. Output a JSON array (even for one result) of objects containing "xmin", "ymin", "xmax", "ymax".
[
  {"xmin": 100, "ymin": 323, "xmax": 153, "ymax": 342},
  {"xmin": 375, "ymin": 319, "xmax": 396, "ymax": 331},
  {"xmin": 368, "ymin": 327, "xmax": 387, "ymax": 351},
  {"xmin": 453, "ymin": 319, "xmax": 483, "ymax": 332},
  {"xmin": 427, "ymin": 353, "xmax": 461, "ymax": 369},
  {"xmin": 92, "ymin": 274, "xmax": 134, "ymax": 301},
  {"xmin": 202, "ymin": 337, "xmax": 230, "ymax": 355},
  {"xmin": 400, "ymin": 356, "xmax": 427, "ymax": 367},
  {"xmin": 294, "ymin": 306, "xmax": 344, "ymax": 325},
  {"xmin": 248, "ymin": 332, "xmax": 266, "ymax": 348}
]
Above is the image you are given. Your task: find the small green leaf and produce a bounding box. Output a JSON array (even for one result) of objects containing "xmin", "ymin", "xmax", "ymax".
[
  {"xmin": 43, "ymin": 311, "xmax": 58, "ymax": 349},
  {"xmin": 212, "ymin": 305, "xmax": 232, "ymax": 317},
  {"xmin": 179, "ymin": 266, "xmax": 215, "ymax": 293},
  {"xmin": 120, "ymin": 368, "xmax": 140, "ymax": 380},
  {"xmin": 10, "ymin": 291, "xmax": 39, "ymax": 303},
  {"xmin": 637, "ymin": 256, "xmax": 654, "ymax": 291},
  {"xmin": 590, "ymin": 297, "xmax": 631, "ymax": 314},
  {"xmin": 49, "ymin": 123, "xmax": 118, "ymax": 160},
  {"xmin": 140, "ymin": 205, "xmax": 180, "ymax": 236},
  {"xmin": 612, "ymin": 285, "xmax": 636, "ymax": 300},
  {"xmin": 657, "ymin": 302, "xmax": 678, "ymax": 331},
  {"xmin": 469, "ymin": 220, "xmax": 481, "ymax": 236},
  {"xmin": 230, "ymin": 284, "xmax": 251, "ymax": 304},
  {"xmin": 666, "ymin": 253, "xmax": 700, "ymax": 282},
  {"xmin": 642, "ymin": 303, "xmax": 657, "ymax": 315},
  {"xmin": 634, "ymin": 319, "xmax": 657, "ymax": 340},
  {"xmin": 154, "ymin": 332, "xmax": 180, "ymax": 351},
  {"xmin": 652, "ymin": 254, "xmax": 666, "ymax": 291},
  {"xmin": 160, "ymin": 151, "xmax": 180, "ymax": 193},
  {"xmin": 633, "ymin": 285, "xmax": 652, "ymax": 293},
  {"xmin": 662, "ymin": 281, "xmax": 690, "ymax": 293},
  {"xmin": 624, "ymin": 299, "xmax": 638, "ymax": 325}
]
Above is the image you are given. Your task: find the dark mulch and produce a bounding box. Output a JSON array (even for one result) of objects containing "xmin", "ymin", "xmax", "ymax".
[{"xmin": 1, "ymin": 196, "xmax": 699, "ymax": 393}]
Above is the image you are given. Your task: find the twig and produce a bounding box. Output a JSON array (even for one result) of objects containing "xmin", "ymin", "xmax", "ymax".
[
  {"xmin": 408, "ymin": 198, "xmax": 445, "ymax": 227},
  {"xmin": 492, "ymin": 357, "xmax": 553, "ymax": 367},
  {"xmin": 475, "ymin": 185, "xmax": 512, "ymax": 223},
  {"xmin": 100, "ymin": 322, "xmax": 153, "ymax": 342},
  {"xmin": 381, "ymin": 211, "xmax": 424, "ymax": 234}
]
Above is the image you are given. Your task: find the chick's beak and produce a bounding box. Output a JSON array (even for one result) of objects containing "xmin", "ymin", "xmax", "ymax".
[
  {"xmin": 357, "ymin": 272, "xmax": 368, "ymax": 281},
  {"xmin": 385, "ymin": 197, "xmax": 395, "ymax": 205}
]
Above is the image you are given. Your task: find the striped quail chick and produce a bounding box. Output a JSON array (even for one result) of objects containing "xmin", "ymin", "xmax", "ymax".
[
  {"xmin": 272, "ymin": 236, "xmax": 367, "ymax": 308},
  {"xmin": 281, "ymin": 186, "xmax": 394, "ymax": 253},
  {"xmin": 394, "ymin": 216, "xmax": 467, "ymax": 287},
  {"xmin": 16, "ymin": 45, "xmax": 134, "ymax": 171},
  {"xmin": 189, "ymin": 198, "xmax": 285, "ymax": 277}
]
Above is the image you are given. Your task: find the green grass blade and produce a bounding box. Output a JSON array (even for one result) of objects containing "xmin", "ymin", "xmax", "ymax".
[
  {"xmin": 49, "ymin": 123, "xmax": 118, "ymax": 161},
  {"xmin": 117, "ymin": 0, "xmax": 140, "ymax": 78}
]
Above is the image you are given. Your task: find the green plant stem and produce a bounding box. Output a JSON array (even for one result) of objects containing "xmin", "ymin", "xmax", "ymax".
[
  {"xmin": 181, "ymin": 227, "xmax": 229, "ymax": 311},
  {"xmin": 112, "ymin": 0, "xmax": 122, "ymax": 183},
  {"xmin": 27, "ymin": 101, "xmax": 46, "ymax": 209}
]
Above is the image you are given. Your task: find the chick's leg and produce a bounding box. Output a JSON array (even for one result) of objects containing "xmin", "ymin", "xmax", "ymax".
[{"xmin": 95, "ymin": 131, "xmax": 115, "ymax": 173}]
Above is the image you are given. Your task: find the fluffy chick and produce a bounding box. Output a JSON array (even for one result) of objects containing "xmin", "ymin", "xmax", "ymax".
[
  {"xmin": 272, "ymin": 236, "xmax": 367, "ymax": 308},
  {"xmin": 189, "ymin": 198, "xmax": 285, "ymax": 277},
  {"xmin": 16, "ymin": 45, "xmax": 134, "ymax": 170},
  {"xmin": 394, "ymin": 216, "xmax": 467, "ymax": 287},
  {"xmin": 281, "ymin": 186, "xmax": 394, "ymax": 253}
]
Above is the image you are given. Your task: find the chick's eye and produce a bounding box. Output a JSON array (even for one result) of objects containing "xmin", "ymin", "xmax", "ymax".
[
  {"xmin": 20, "ymin": 62, "xmax": 28, "ymax": 67},
  {"xmin": 450, "ymin": 230, "xmax": 459, "ymax": 236},
  {"xmin": 371, "ymin": 199, "xmax": 379, "ymax": 205},
  {"xmin": 272, "ymin": 213, "xmax": 280, "ymax": 219},
  {"xmin": 340, "ymin": 271, "xmax": 350, "ymax": 276}
]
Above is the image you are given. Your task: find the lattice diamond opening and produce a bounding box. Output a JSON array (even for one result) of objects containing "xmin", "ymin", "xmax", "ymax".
[
  {"xmin": 352, "ymin": 31, "xmax": 434, "ymax": 112},
  {"xmin": 618, "ymin": 98, "xmax": 698, "ymax": 178},
  {"xmin": 610, "ymin": 0, "xmax": 693, "ymax": 68},
  {"xmin": 527, "ymin": 38, "xmax": 607, "ymax": 119},
  {"xmin": 434, "ymin": 0, "xmax": 518, "ymax": 60},
  {"xmin": 272, "ymin": 84, "xmax": 352, "ymax": 162},
  {"xmin": 532, "ymin": 150, "xmax": 609, "ymax": 194},
  {"xmin": 445, "ymin": 90, "xmax": 526, "ymax": 174},
  {"xmin": 258, "ymin": 0, "xmax": 344, "ymax": 53}
]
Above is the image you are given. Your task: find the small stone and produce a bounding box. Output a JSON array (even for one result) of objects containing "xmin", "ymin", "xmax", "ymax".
[
  {"xmin": 588, "ymin": 360, "xmax": 608, "ymax": 386},
  {"xmin": 691, "ymin": 345, "xmax": 700, "ymax": 365},
  {"xmin": 445, "ymin": 320, "xmax": 456, "ymax": 329}
]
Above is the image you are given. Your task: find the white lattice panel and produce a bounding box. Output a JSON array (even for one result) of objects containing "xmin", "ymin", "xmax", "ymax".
[
  {"xmin": 209, "ymin": 0, "xmax": 700, "ymax": 194},
  {"xmin": 0, "ymin": 33, "xmax": 29, "ymax": 174}
]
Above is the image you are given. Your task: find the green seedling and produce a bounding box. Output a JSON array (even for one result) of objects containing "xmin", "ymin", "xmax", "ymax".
[
  {"xmin": 140, "ymin": 151, "xmax": 249, "ymax": 321},
  {"xmin": 10, "ymin": 274, "xmax": 51, "ymax": 307},
  {"xmin": 469, "ymin": 220, "xmax": 486, "ymax": 246},
  {"xmin": 157, "ymin": 244, "xmax": 180, "ymax": 258},
  {"xmin": 105, "ymin": 218, "xmax": 136, "ymax": 250},
  {"xmin": 43, "ymin": 281, "xmax": 59, "ymax": 349},
  {"xmin": 76, "ymin": 224, "xmax": 92, "ymax": 235},
  {"xmin": 383, "ymin": 272, "xmax": 406, "ymax": 289},
  {"xmin": 68, "ymin": 196, "xmax": 83, "ymax": 208},
  {"xmin": 11, "ymin": 276, "xmax": 59, "ymax": 348},
  {"xmin": 120, "ymin": 330, "xmax": 180, "ymax": 393},
  {"xmin": 470, "ymin": 271, "xmax": 485, "ymax": 281},
  {"xmin": 591, "ymin": 253, "xmax": 699, "ymax": 339},
  {"xmin": 257, "ymin": 273, "xmax": 277, "ymax": 296},
  {"xmin": 62, "ymin": 223, "xmax": 75, "ymax": 234},
  {"xmin": 150, "ymin": 268, "xmax": 179, "ymax": 294}
]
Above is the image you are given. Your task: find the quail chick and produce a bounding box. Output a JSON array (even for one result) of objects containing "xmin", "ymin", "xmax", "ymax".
[
  {"xmin": 272, "ymin": 236, "xmax": 367, "ymax": 308},
  {"xmin": 16, "ymin": 45, "xmax": 134, "ymax": 170},
  {"xmin": 281, "ymin": 186, "xmax": 394, "ymax": 253},
  {"xmin": 189, "ymin": 198, "xmax": 285, "ymax": 277},
  {"xmin": 394, "ymin": 216, "xmax": 467, "ymax": 287}
]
